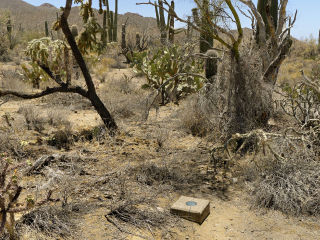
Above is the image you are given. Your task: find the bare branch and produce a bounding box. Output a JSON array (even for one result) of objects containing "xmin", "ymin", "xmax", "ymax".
[
  {"xmin": 0, "ymin": 85, "xmax": 88, "ymax": 99},
  {"xmin": 276, "ymin": 0, "xmax": 289, "ymax": 38}
]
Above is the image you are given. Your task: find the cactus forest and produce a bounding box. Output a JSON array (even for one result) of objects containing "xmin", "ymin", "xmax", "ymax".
[{"xmin": 0, "ymin": 0, "xmax": 320, "ymax": 239}]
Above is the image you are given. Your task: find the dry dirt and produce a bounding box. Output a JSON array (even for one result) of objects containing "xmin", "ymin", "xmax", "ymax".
[{"xmin": 1, "ymin": 67, "xmax": 320, "ymax": 240}]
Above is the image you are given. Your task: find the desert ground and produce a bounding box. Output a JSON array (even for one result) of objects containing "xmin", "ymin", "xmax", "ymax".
[{"xmin": 1, "ymin": 61, "xmax": 320, "ymax": 239}]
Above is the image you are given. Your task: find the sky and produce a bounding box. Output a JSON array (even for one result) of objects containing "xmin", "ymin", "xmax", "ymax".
[{"xmin": 23, "ymin": 0, "xmax": 320, "ymax": 40}]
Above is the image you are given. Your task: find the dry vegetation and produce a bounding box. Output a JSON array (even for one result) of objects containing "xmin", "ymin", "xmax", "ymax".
[{"xmin": 1, "ymin": 1, "xmax": 320, "ymax": 239}]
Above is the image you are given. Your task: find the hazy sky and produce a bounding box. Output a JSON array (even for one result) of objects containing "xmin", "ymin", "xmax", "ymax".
[{"xmin": 23, "ymin": 0, "xmax": 319, "ymax": 40}]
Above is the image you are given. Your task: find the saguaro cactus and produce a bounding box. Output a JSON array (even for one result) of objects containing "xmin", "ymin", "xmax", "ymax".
[
  {"xmin": 121, "ymin": 24, "xmax": 126, "ymax": 50},
  {"xmin": 154, "ymin": 0, "xmax": 180, "ymax": 44},
  {"xmin": 6, "ymin": 16, "xmax": 13, "ymax": 49},
  {"xmin": 71, "ymin": 25, "xmax": 78, "ymax": 37},
  {"xmin": 113, "ymin": 0, "xmax": 118, "ymax": 42},
  {"xmin": 192, "ymin": 0, "xmax": 214, "ymax": 53},
  {"xmin": 101, "ymin": 9, "xmax": 108, "ymax": 46},
  {"xmin": 318, "ymin": 29, "xmax": 320, "ymax": 53},
  {"xmin": 257, "ymin": 0, "xmax": 278, "ymax": 39},
  {"xmin": 205, "ymin": 49, "xmax": 218, "ymax": 81},
  {"xmin": 158, "ymin": 0, "xmax": 167, "ymax": 44},
  {"xmin": 45, "ymin": 21, "xmax": 49, "ymax": 37},
  {"xmin": 103, "ymin": 0, "xmax": 118, "ymax": 44}
]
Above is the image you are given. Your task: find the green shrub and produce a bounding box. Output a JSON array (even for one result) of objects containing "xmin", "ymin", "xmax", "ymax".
[{"xmin": 129, "ymin": 44, "xmax": 203, "ymax": 105}]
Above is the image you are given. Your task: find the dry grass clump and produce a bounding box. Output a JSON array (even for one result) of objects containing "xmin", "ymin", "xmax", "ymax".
[
  {"xmin": 41, "ymin": 92, "xmax": 92, "ymax": 110},
  {"xmin": 95, "ymin": 57, "xmax": 115, "ymax": 83},
  {"xmin": 178, "ymin": 94, "xmax": 220, "ymax": 139},
  {"xmin": 18, "ymin": 104, "xmax": 45, "ymax": 131},
  {"xmin": 0, "ymin": 130, "xmax": 24, "ymax": 157},
  {"xmin": 100, "ymin": 77, "xmax": 147, "ymax": 121},
  {"xmin": 46, "ymin": 109, "xmax": 69, "ymax": 127},
  {"xmin": 130, "ymin": 160, "xmax": 199, "ymax": 191},
  {"xmin": 0, "ymin": 69, "xmax": 30, "ymax": 102}
]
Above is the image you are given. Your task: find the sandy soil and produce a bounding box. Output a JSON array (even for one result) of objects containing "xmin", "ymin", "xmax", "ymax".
[{"xmin": 1, "ymin": 67, "xmax": 320, "ymax": 240}]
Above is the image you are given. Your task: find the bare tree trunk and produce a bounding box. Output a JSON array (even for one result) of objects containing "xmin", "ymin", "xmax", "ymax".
[{"xmin": 60, "ymin": 2, "xmax": 117, "ymax": 131}]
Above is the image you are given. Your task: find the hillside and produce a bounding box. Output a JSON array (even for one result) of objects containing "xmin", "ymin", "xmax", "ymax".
[{"xmin": 0, "ymin": 0, "xmax": 157, "ymax": 38}]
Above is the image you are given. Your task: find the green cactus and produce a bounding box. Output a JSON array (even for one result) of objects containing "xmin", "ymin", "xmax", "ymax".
[
  {"xmin": 158, "ymin": 0, "xmax": 167, "ymax": 44},
  {"xmin": 168, "ymin": 0, "xmax": 175, "ymax": 43},
  {"xmin": 71, "ymin": 25, "xmax": 78, "ymax": 38},
  {"xmin": 154, "ymin": 0, "xmax": 179, "ymax": 44},
  {"xmin": 109, "ymin": 11, "xmax": 114, "ymax": 42},
  {"xmin": 6, "ymin": 18, "xmax": 12, "ymax": 34},
  {"xmin": 102, "ymin": 9, "xmax": 108, "ymax": 47},
  {"xmin": 192, "ymin": 1, "xmax": 214, "ymax": 53},
  {"xmin": 45, "ymin": 21, "xmax": 49, "ymax": 37},
  {"xmin": 257, "ymin": 0, "xmax": 278, "ymax": 39},
  {"xmin": 136, "ymin": 32, "xmax": 141, "ymax": 50},
  {"xmin": 205, "ymin": 50, "xmax": 218, "ymax": 81},
  {"xmin": 102, "ymin": 0, "xmax": 118, "ymax": 44},
  {"xmin": 318, "ymin": 29, "xmax": 320, "ymax": 53},
  {"xmin": 113, "ymin": 0, "xmax": 118, "ymax": 42},
  {"xmin": 121, "ymin": 24, "xmax": 126, "ymax": 50}
]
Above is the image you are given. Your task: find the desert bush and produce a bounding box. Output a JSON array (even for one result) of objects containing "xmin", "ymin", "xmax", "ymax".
[
  {"xmin": 246, "ymin": 145, "xmax": 320, "ymax": 216},
  {"xmin": 280, "ymin": 82, "xmax": 320, "ymax": 125},
  {"xmin": 94, "ymin": 57, "xmax": 114, "ymax": 82},
  {"xmin": 21, "ymin": 62, "xmax": 50, "ymax": 89},
  {"xmin": 154, "ymin": 127, "xmax": 170, "ymax": 150},
  {"xmin": 0, "ymin": 129, "xmax": 24, "ymax": 157},
  {"xmin": 129, "ymin": 43, "xmax": 203, "ymax": 105},
  {"xmin": 118, "ymin": 73, "xmax": 133, "ymax": 94},
  {"xmin": 18, "ymin": 105, "xmax": 44, "ymax": 131},
  {"xmin": 212, "ymin": 126, "xmax": 320, "ymax": 216},
  {"xmin": 18, "ymin": 206, "xmax": 72, "ymax": 238},
  {"xmin": 0, "ymin": 154, "xmax": 56, "ymax": 239},
  {"xmin": 47, "ymin": 127, "xmax": 74, "ymax": 150}
]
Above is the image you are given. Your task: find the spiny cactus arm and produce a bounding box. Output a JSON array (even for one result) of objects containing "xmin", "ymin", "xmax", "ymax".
[
  {"xmin": 8, "ymin": 190, "xmax": 58, "ymax": 213},
  {"xmin": 0, "ymin": 161, "xmax": 9, "ymax": 188},
  {"xmin": 113, "ymin": 0, "xmax": 118, "ymax": 42},
  {"xmin": 0, "ymin": 208, "xmax": 7, "ymax": 235}
]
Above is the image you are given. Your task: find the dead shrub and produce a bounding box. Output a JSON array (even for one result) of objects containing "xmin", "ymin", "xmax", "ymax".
[
  {"xmin": 130, "ymin": 161, "xmax": 194, "ymax": 190},
  {"xmin": 239, "ymin": 134, "xmax": 320, "ymax": 216},
  {"xmin": 0, "ymin": 129, "xmax": 23, "ymax": 156},
  {"xmin": 179, "ymin": 94, "xmax": 219, "ymax": 139},
  {"xmin": 17, "ymin": 206, "xmax": 73, "ymax": 239},
  {"xmin": 154, "ymin": 127, "xmax": 170, "ymax": 150}
]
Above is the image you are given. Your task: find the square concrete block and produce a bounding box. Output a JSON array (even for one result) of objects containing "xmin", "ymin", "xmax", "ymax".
[{"xmin": 170, "ymin": 196, "xmax": 210, "ymax": 224}]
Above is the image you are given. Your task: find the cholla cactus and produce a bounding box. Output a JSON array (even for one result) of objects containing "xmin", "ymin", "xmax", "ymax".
[{"xmin": 0, "ymin": 154, "xmax": 56, "ymax": 239}]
